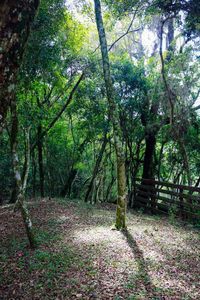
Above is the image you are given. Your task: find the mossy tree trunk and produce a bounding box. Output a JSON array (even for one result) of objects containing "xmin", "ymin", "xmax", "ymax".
[
  {"xmin": 11, "ymin": 99, "xmax": 36, "ymax": 249},
  {"xmin": 10, "ymin": 126, "xmax": 31, "ymax": 203},
  {"xmin": 94, "ymin": 0, "xmax": 127, "ymax": 229},
  {"xmin": 0, "ymin": 0, "xmax": 40, "ymax": 132}
]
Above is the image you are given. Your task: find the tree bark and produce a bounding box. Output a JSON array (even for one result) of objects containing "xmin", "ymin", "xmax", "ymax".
[
  {"xmin": 0, "ymin": 0, "xmax": 40, "ymax": 132},
  {"xmin": 10, "ymin": 98, "xmax": 36, "ymax": 248},
  {"xmin": 142, "ymin": 131, "xmax": 157, "ymax": 180},
  {"xmin": 94, "ymin": 0, "xmax": 127, "ymax": 229},
  {"xmin": 10, "ymin": 127, "xmax": 31, "ymax": 203},
  {"xmin": 137, "ymin": 130, "xmax": 157, "ymax": 211},
  {"xmin": 166, "ymin": 18, "xmax": 174, "ymax": 61}
]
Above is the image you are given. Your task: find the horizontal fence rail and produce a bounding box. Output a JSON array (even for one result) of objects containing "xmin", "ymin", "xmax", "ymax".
[{"xmin": 131, "ymin": 178, "xmax": 200, "ymax": 221}]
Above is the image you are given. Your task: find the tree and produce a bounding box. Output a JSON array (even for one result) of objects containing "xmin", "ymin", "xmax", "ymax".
[
  {"xmin": 94, "ymin": 0, "xmax": 127, "ymax": 229},
  {"xmin": 0, "ymin": 0, "xmax": 41, "ymax": 248},
  {"xmin": 10, "ymin": 97, "xmax": 36, "ymax": 248},
  {"xmin": 0, "ymin": 0, "xmax": 40, "ymax": 132}
]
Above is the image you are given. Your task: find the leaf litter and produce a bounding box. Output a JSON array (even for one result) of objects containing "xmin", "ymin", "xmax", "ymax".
[{"xmin": 0, "ymin": 198, "xmax": 199, "ymax": 299}]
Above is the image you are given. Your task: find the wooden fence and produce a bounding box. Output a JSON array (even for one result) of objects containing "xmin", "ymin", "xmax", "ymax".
[{"xmin": 131, "ymin": 178, "xmax": 200, "ymax": 221}]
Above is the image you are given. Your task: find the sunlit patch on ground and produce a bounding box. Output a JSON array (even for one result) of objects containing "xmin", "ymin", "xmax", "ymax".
[{"xmin": 72, "ymin": 226, "xmax": 121, "ymax": 244}]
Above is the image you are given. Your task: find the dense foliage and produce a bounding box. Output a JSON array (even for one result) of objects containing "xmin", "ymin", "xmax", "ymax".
[{"xmin": 0, "ymin": 0, "xmax": 200, "ymax": 205}]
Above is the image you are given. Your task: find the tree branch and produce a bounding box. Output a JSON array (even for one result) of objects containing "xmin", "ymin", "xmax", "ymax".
[{"xmin": 31, "ymin": 72, "xmax": 84, "ymax": 150}]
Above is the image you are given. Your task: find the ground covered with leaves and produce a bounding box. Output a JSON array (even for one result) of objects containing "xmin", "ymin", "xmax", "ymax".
[{"xmin": 0, "ymin": 199, "xmax": 199, "ymax": 299}]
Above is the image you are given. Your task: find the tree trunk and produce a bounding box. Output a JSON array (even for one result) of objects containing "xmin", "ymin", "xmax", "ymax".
[
  {"xmin": 85, "ymin": 134, "xmax": 107, "ymax": 202},
  {"xmin": 60, "ymin": 168, "xmax": 78, "ymax": 198},
  {"xmin": 10, "ymin": 127, "xmax": 31, "ymax": 203},
  {"xmin": 142, "ymin": 131, "xmax": 157, "ymax": 180},
  {"xmin": 0, "ymin": 0, "xmax": 40, "ymax": 132},
  {"xmin": 137, "ymin": 130, "xmax": 158, "ymax": 211},
  {"xmin": 94, "ymin": 0, "xmax": 127, "ymax": 229},
  {"xmin": 166, "ymin": 18, "xmax": 174, "ymax": 61},
  {"xmin": 10, "ymin": 98, "xmax": 36, "ymax": 249},
  {"xmin": 37, "ymin": 125, "xmax": 44, "ymax": 197},
  {"xmin": 10, "ymin": 180, "xmax": 18, "ymax": 204},
  {"xmin": 32, "ymin": 149, "xmax": 36, "ymax": 198},
  {"xmin": 60, "ymin": 138, "xmax": 88, "ymax": 198}
]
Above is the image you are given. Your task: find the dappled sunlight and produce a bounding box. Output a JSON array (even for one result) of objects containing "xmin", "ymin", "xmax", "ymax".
[
  {"xmin": 72, "ymin": 226, "xmax": 122, "ymax": 245},
  {"xmin": 149, "ymin": 267, "xmax": 200, "ymax": 299},
  {"xmin": 70, "ymin": 219, "xmax": 199, "ymax": 298},
  {"xmin": 127, "ymin": 212, "xmax": 200, "ymax": 256},
  {"xmin": 1, "ymin": 199, "xmax": 200, "ymax": 299},
  {"xmin": 57, "ymin": 214, "xmax": 71, "ymax": 223},
  {"xmin": 64, "ymin": 209, "xmax": 199, "ymax": 299},
  {"xmin": 143, "ymin": 249, "xmax": 166, "ymax": 263},
  {"xmin": 123, "ymin": 228, "xmax": 200, "ymax": 299}
]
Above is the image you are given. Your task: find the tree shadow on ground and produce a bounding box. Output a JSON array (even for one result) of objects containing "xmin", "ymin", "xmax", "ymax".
[{"xmin": 122, "ymin": 229, "xmax": 159, "ymax": 299}]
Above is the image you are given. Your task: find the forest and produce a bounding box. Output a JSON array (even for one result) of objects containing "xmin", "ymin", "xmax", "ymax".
[{"xmin": 0, "ymin": 0, "xmax": 200, "ymax": 299}]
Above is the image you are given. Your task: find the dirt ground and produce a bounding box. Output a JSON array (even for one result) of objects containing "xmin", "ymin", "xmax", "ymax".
[{"xmin": 0, "ymin": 199, "xmax": 199, "ymax": 299}]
